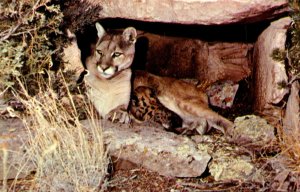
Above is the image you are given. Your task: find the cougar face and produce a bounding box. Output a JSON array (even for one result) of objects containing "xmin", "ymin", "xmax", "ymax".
[{"xmin": 86, "ymin": 23, "xmax": 137, "ymax": 79}]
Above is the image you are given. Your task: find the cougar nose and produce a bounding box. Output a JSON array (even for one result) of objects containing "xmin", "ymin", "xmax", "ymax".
[{"xmin": 98, "ymin": 65, "xmax": 109, "ymax": 72}]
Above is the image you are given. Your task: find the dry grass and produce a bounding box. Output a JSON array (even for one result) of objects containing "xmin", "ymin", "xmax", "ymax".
[
  {"xmin": 4, "ymin": 74, "xmax": 108, "ymax": 191},
  {"xmin": 279, "ymin": 131, "xmax": 300, "ymax": 172}
]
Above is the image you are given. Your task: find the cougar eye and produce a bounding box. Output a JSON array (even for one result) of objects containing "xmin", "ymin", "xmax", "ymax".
[
  {"xmin": 96, "ymin": 50, "xmax": 103, "ymax": 56},
  {"xmin": 112, "ymin": 52, "xmax": 122, "ymax": 58}
]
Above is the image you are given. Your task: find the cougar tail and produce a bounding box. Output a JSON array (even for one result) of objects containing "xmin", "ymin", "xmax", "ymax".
[{"xmin": 198, "ymin": 107, "xmax": 234, "ymax": 136}]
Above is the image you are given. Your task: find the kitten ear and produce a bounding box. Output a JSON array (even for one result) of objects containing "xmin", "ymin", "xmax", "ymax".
[
  {"xmin": 122, "ymin": 27, "xmax": 137, "ymax": 44},
  {"xmin": 95, "ymin": 22, "xmax": 105, "ymax": 40}
]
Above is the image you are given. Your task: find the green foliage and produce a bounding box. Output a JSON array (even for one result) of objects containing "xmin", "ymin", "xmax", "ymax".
[
  {"xmin": 271, "ymin": 48, "xmax": 286, "ymax": 63},
  {"xmin": 270, "ymin": 1, "xmax": 300, "ymax": 83},
  {"xmin": 287, "ymin": 0, "xmax": 300, "ymax": 79},
  {"xmin": 0, "ymin": 40, "xmax": 25, "ymax": 88},
  {"xmin": 0, "ymin": 0, "xmax": 63, "ymax": 92},
  {"xmin": 277, "ymin": 80, "xmax": 289, "ymax": 89}
]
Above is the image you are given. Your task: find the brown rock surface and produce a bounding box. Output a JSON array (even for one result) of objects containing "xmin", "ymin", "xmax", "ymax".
[
  {"xmin": 283, "ymin": 81, "xmax": 300, "ymax": 136},
  {"xmin": 253, "ymin": 17, "xmax": 291, "ymax": 113},
  {"xmin": 1, "ymin": 118, "xmax": 211, "ymax": 180},
  {"xmin": 192, "ymin": 134, "xmax": 259, "ymax": 182},
  {"xmin": 231, "ymin": 115, "xmax": 276, "ymax": 150},
  {"xmin": 62, "ymin": 30, "xmax": 84, "ymax": 78},
  {"xmin": 87, "ymin": 0, "xmax": 288, "ymax": 25},
  {"xmin": 143, "ymin": 33, "xmax": 253, "ymax": 83},
  {"xmin": 82, "ymin": 120, "xmax": 211, "ymax": 177},
  {"xmin": 0, "ymin": 118, "xmax": 34, "ymax": 180}
]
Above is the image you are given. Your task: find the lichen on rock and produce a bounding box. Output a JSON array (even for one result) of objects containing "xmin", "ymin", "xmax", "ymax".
[
  {"xmin": 209, "ymin": 152, "xmax": 254, "ymax": 181},
  {"xmin": 232, "ymin": 115, "xmax": 276, "ymax": 145}
]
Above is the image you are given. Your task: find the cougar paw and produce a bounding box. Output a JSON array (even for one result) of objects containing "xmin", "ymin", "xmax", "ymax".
[{"xmin": 107, "ymin": 109, "xmax": 131, "ymax": 124}]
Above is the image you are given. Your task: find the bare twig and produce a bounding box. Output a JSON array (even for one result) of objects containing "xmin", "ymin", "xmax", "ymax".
[
  {"xmin": 0, "ymin": 22, "xmax": 22, "ymax": 42},
  {"xmin": 10, "ymin": 28, "xmax": 36, "ymax": 37},
  {"xmin": 178, "ymin": 180, "xmax": 240, "ymax": 191},
  {"xmin": 0, "ymin": 87, "xmax": 10, "ymax": 96},
  {"xmin": 288, "ymin": 73, "xmax": 300, "ymax": 84},
  {"xmin": 0, "ymin": 0, "xmax": 43, "ymax": 42}
]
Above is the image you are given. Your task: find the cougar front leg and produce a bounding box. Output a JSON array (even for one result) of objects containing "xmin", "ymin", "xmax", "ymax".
[{"xmin": 106, "ymin": 105, "xmax": 131, "ymax": 124}]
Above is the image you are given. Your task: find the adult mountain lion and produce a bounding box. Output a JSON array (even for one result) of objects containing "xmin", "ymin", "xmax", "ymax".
[
  {"xmin": 85, "ymin": 23, "xmax": 137, "ymax": 123},
  {"xmin": 85, "ymin": 23, "xmax": 233, "ymax": 135}
]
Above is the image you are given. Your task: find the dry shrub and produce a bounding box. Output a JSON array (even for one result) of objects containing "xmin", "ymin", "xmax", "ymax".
[
  {"xmin": 0, "ymin": 0, "xmax": 64, "ymax": 92},
  {"xmin": 268, "ymin": 124, "xmax": 300, "ymax": 190},
  {"xmin": 1, "ymin": 0, "xmax": 108, "ymax": 189},
  {"xmin": 274, "ymin": 0, "xmax": 300, "ymax": 161},
  {"xmin": 271, "ymin": 0, "xmax": 300, "ymax": 174},
  {"xmin": 279, "ymin": 130, "xmax": 300, "ymax": 172},
  {"xmin": 12, "ymin": 76, "xmax": 108, "ymax": 191}
]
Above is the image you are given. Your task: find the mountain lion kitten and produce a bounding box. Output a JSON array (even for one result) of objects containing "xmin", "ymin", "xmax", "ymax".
[
  {"xmin": 85, "ymin": 23, "xmax": 137, "ymax": 123},
  {"xmin": 129, "ymin": 86, "xmax": 182, "ymax": 130},
  {"xmin": 133, "ymin": 70, "xmax": 234, "ymax": 135}
]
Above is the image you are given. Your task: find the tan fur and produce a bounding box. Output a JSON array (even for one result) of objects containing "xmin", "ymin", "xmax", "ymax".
[
  {"xmin": 133, "ymin": 70, "xmax": 234, "ymax": 135},
  {"xmin": 85, "ymin": 69, "xmax": 131, "ymax": 117},
  {"xmin": 85, "ymin": 23, "xmax": 136, "ymax": 121}
]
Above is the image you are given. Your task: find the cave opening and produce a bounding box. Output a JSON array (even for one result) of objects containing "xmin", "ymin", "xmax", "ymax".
[{"xmin": 76, "ymin": 18, "xmax": 276, "ymax": 120}]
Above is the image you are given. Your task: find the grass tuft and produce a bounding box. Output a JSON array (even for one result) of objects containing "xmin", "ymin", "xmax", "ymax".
[{"xmin": 5, "ymin": 75, "xmax": 109, "ymax": 191}]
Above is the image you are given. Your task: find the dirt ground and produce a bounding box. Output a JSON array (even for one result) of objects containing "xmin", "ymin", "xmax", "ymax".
[{"xmin": 105, "ymin": 168, "xmax": 264, "ymax": 192}]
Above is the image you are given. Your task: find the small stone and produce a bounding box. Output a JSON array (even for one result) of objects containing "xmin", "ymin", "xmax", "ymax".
[
  {"xmin": 207, "ymin": 81, "xmax": 239, "ymax": 109},
  {"xmin": 232, "ymin": 115, "xmax": 276, "ymax": 145},
  {"xmin": 209, "ymin": 153, "xmax": 254, "ymax": 181},
  {"xmin": 196, "ymin": 135, "xmax": 258, "ymax": 181}
]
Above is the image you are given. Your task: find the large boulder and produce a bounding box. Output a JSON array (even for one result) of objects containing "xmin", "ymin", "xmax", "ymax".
[
  {"xmin": 87, "ymin": 0, "xmax": 288, "ymax": 25},
  {"xmin": 253, "ymin": 17, "xmax": 291, "ymax": 116},
  {"xmin": 81, "ymin": 120, "xmax": 211, "ymax": 177}
]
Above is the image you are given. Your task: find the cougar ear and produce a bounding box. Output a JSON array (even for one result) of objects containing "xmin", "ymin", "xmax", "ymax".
[
  {"xmin": 95, "ymin": 22, "xmax": 105, "ymax": 40},
  {"xmin": 84, "ymin": 69, "xmax": 90, "ymax": 77},
  {"xmin": 122, "ymin": 27, "xmax": 137, "ymax": 44}
]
